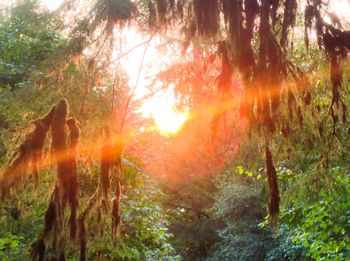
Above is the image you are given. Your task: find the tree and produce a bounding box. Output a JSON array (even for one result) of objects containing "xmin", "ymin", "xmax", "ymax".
[
  {"xmin": 131, "ymin": 0, "xmax": 350, "ymax": 225},
  {"xmin": 1, "ymin": 0, "xmax": 350, "ymax": 260},
  {"xmin": 0, "ymin": 0, "xmax": 64, "ymax": 90}
]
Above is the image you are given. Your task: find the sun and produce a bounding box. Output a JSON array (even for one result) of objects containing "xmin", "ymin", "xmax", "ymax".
[
  {"xmin": 39, "ymin": 1, "xmax": 188, "ymax": 135},
  {"xmin": 141, "ymin": 91, "xmax": 188, "ymax": 136},
  {"xmin": 41, "ymin": 0, "xmax": 186, "ymax": 135},
  {"xmin": 114, "ymin": 27, "xmax": 187, "ymax": 136},
  {"xmin": 153, "ymin": 108, "xmax": 188, "ymax": 135}
]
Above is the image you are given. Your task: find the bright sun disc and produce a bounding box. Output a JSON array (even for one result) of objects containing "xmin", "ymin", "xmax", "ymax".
[
  {"xmin": 141, "ymin": 91, "xmax": 188, "ymax": 136},
  {"xmin": 153, "ymin": 109, "xmax": 188, "ymax": 135}
]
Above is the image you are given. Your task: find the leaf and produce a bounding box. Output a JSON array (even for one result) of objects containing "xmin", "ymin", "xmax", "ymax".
[{"xmin": 235, "ymin": 166, "xmax": 244, "ymax": 175}]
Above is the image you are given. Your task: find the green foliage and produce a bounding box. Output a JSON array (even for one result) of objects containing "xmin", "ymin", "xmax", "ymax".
[
  {"xmin": 0, "ymin": 0, "xmax": 64, "ymax": 90},
  {"xmin": 1, "ymin": 1, "xmax": 350, "ymax": 260},
  {"xmin": 208, "ymin": 167, "xmax": 276, "ymax": 260},
  {"xmin": 108, "ymin": 165, "xmax": 178, "ymax": 260},
  {"xmin": 0, "ymin": 235, "xmax": 23, "ymax": 260},
  {"xmin": 0, "ymin": 1, "xmax": 68, "ymax": 165},
  {"xmin": 0, "ymin": 164, "xmax": 178, "ymax": 260},
  {"xmin": 281, "ymin": 167, "xmax": 350, "ymax": 260},
  {"xmin": 83, "ymin": 164, "xmax": 180, "ymax": 260},
  {"xmin": 0, "ymin": 170, "xmax": 60, "ymax": 260},
  {"xmin": 162, "ymin": 178, "xmax": 218, "ymax": 260}
]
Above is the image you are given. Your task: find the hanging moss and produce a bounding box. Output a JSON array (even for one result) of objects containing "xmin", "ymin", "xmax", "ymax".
[
  {"xmin": 31, "ymin": 238, "xmax": 45, "ymax": 261},
  {"xmin": 156, "ymin": 0, "xmax": 168, "ymax": 24},
  {"xmin": 112, "ymin": 175, "xmax": 122, "ymax": 242},
  {"xmin": 193, "ymin": 0, "xmax": 219, "ymax": 37},
  {"xmin": 78, "ymin": 129, "xmax": 114, "ymax": 256},
  {"xmin": 211, "ymin": 42, "xmax": 233, "ymax": 139},
  {"xmin": 148, "ymin": 0, "xmax": 157, "ymax": 28},
  {"xmin": 32, "ymin": 189, "xmax": 59, "ymax": 261},
  {"xmin": 169, "ymin": 0, "xmax": 175, "ymax": 10},
  {"xmin": 110, "ymin": 134, "xmax": 124, "ymax": 243},
  {"xmin": 270, "ymin": 0, "xmax": 280, "ymax": 29},
  {"xmin": 32, "ymin": 99, "xmax": 69, "ymax": 260},
  {"xmin": 244, "ymin": 0, "xmax": 259, "ymax": 40},
  {"xmin": 78, "ymin": 190, "xmax": 98, "ymax": 261},
  {"xmin": 265, "ymin": 146, "xmax": 280, "ymax": 226},
  {"xmin": 100, "ymin": 128, "xmax": 112, "ymax": 200},
  {"xmin": 78, "ymin": 127, "xmax": 125, "ymax": 259},
  {"xmin": 102, "ymin": 0, "xmax": 136, "ymax": 24},
  {"xmin": 66, "ymin": 118, "xmax": 80, "ymax": 239},
  {"xmin": 222, "ymin": 0, "xmax": 243, "ymax": 47},
  {"xmin": 280, "ymin": 0, "xmax": 297, "ymax": 48},
  {"xmin": 304, "ymin": 3, "xmax": 349, "ymax": 131},
  {"xmin": 176, "ymin": 0, "xmax": 184, "ymax": 20},
  {"xmin": 217, "ymin": 42, "xmax": 233, "ymax": 95},
  {"xmin": 0, "ymin": 105, "xmax": 56, "ymax": 200},
  {"xmin": 32, "ymin": 99, "xmax": 80, "ymax": 260}
]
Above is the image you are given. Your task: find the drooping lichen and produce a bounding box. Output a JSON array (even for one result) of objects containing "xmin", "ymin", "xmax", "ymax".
[
  {"xmin": 0, "ymin": 106, "xmax": 56, "ymax": 200},
  {"xmin": 32, "ymin": 99, "xmax": 80, "ymax": 260}
]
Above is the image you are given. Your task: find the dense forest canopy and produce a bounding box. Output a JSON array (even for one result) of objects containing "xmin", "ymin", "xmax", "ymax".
[{"xmin": 0, "ymin": 0, "xmax": 350, "ymax": 260}]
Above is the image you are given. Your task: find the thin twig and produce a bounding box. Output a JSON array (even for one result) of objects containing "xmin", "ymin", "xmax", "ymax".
[
  {"xmin": 119, "ymin": 35, "xmax": 153, "ymax": 132},
  {"xmin": 97, "ymin": 39, "xmax": 152, "ymax": 74}
]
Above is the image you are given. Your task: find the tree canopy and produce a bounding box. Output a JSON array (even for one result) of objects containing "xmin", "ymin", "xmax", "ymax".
[{"xmin": 1, "ymin": 0, "xmax": 350, "ymax": 260}]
